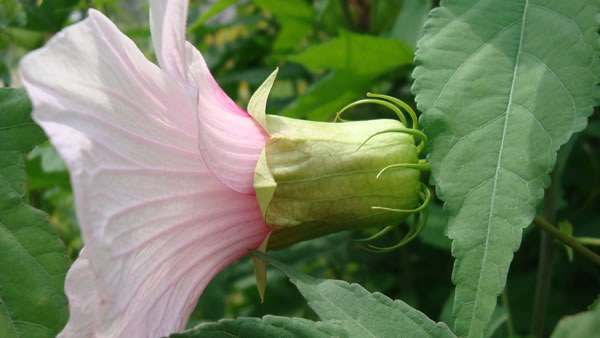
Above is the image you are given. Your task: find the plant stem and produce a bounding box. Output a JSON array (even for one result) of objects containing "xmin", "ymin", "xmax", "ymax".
[
  {"xmin": 531, "ymin": 170, "xmax": 558, "ymax": 338},
  {"xmin": 501, "ymin": 290, "xmax": 514, "ymax": 337},
  {"xmin": 531, "ymin": 231, "xmax": 554, "ymax": 338},
  {"xmin": 533, "ymin": 217, "xmax": 600, "ymax": 266}
]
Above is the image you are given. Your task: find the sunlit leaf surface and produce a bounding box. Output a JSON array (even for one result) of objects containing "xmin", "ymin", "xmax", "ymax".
[{"xmin": 413, "ymin": 1, "xmax": 600, "ymax": 336}]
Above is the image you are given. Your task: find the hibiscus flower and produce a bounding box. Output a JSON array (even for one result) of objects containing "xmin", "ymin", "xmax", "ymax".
[
  {"xmin": 20, "ymin": 1, "xmax": 430, "ymax": 336},
  {"xmin": 20, "ymin": 1, "xmax": 270, "ymax": 336}
]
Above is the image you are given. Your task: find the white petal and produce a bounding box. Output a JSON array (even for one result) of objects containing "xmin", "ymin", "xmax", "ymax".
[
  {"xmin": 57, "ymin": 251, "xmax": 99, "ymax": 338},
  {"xmin": 149, "ymin": 0, "xmax": 188, "ymax": 80}
]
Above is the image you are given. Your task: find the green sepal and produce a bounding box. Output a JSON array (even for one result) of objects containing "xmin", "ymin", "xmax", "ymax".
[{"xmin": 247, "ymin": 68, "xmax": 278, "ymax": 131}]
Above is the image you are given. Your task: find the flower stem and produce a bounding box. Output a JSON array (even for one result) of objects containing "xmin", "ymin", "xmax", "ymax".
[{"xmin": 533, "ymin": 217, "xmax": 600, "ymax": 266}]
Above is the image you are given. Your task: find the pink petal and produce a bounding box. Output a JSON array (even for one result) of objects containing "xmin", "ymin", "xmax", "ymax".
[
  {"xmin": 20, "ymin": 10, "xmax": 269, "ymax": 337},
  {"xmin": 148, "ymin": 0, "xmax": 268, "ymax": 193},
  {"xmin": 186, "ymin": 43, "xmax": 269, "ymax": 194}
]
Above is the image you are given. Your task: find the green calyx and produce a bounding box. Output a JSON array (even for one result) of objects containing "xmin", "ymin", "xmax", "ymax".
[{"xmin": 250, "ymin": 69, "xmax": 430, "ymax": 251}]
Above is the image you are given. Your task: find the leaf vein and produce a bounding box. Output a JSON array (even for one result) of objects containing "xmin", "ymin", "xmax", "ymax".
[
  {"xmin": 431, "ymin": 18, "xmax": 523, "ymax": 108},
  {"xmin": 519, "ymin": 52, "xmax": 577, "ymax": 132},
  {"xmin": 471, "ymin": 0, "xmax": 530, "ymax": 334}
]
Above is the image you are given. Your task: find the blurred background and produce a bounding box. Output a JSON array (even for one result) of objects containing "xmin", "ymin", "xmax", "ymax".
[{"xmin": 1, "ymin": 1, "xmax": 598, "ymax": 336}]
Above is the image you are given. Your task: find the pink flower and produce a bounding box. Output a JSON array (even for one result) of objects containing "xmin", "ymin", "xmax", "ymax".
[{"xmin": 20, "ymin": 0, "xmax": 270, "ymax": 336}]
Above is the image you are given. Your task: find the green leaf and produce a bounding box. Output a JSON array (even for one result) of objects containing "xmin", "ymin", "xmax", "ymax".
[
  {"xmin": 281, "ymin": 31, "xmax": 412, "ymax": 121},
  {"xmin": 281, "ymin": 70, "xmax": 373, "ymax": 121},
  {"xmin": 253, "ymin": 0, "xmax": 314, "ymax": 52},
  {"xmin": 282, "ymin": 30, "xmax": 413, "ymax": 120},
  {"xmin": 0, "ymin": 87, "xmax": 68, "ymax": 337},
  {"xmin": 0, "ymin": 0, "xmax": 26, "ymax": 27},
  {"xmin": 20, "ymin": 0, "xmax": 79, "ymax": 32},
  {"xmin": 0, "ymin": 88, "xmax": 46, "ymax": 152},
  {"xmin": 0, "ymin": 151, "xmax": 69, "ymax": 337},
  {"xmin": 254, "ymin": 251, "xmax": 457, "ymax": 338},
  {"xmin": 370, "ymin": 0, "xmax": 403, "ymax": 34},
  {"xmin": 412, "ymin": 1, "xmax": 600, "ymax": 337},
  {"xmin": 287, "ymin": 30, "xmax": 412, "ymax": 76},
  {"xmin": 550, "ymin": 299, "xmax": 600, "ymax": 338},
  {"xmin": 388, "ymin": 0, "xmax": 431, "ymax": 49},
  {"xmin": 173, "ymin": 316, "xmax": 347, "ymax": 338}
]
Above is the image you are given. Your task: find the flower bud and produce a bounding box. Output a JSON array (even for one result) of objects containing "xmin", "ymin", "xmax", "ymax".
[
  {"xmin": 249, "ymin": 70, "xmax": 430, "ymax": 253},
  {"xmin": 254, "ymin": 116, "xmax": 421, "ymax": 249}
]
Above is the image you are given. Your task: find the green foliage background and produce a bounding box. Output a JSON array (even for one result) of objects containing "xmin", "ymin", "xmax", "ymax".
[{"xmin": 0, "ymin": 0, "xmax": 598, "ymax": 337}]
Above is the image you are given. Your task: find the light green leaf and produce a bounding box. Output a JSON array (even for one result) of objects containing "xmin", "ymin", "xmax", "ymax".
[
  {"xmin": 412, "ymin": 1, "xmax": 599, "ymax": 337},
  {"xmin": 0, "ymin": 0, "xmax": 26, "ymax": 27},
  {"xmin": 253, "ymin": 0, "xmax": 314, "ymax": 52},
  {"xmin": 550, "ymin": 300, "xmax": 600, "ymax": 338},
  {"xmin": 287, "ymin": 30, "xmax": 412, "ymax": 76},
  {"xmin": 0, "ymin": 151, "xmax": 69, "ymax": 338},
  {"xmin": 0, "ymin": 88, "xmax": 46, "ymax": 152},
  {"xmin": 282, "ymin": 31, "xmax": 413, "ymax": 120},
  {"xmin": 281, "ymin": 70, "xmax": 373, "ymax": 121},
  {"xmin": 255, "ymin": 251, "xmax": 457, "ymax": 338},
  {"xmin": 172, "ymin": 316, "xmax": 347, "ymax": 338}
]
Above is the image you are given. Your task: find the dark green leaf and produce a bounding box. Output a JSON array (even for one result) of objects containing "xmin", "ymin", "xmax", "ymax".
[
  {"xmin": 412, "ymin": 1, "xmax": 600, "ymax": 337},
  {"xmin": 0, "ymin": 151, "xmax": 69, "ymax": 338},
  {"xmin": 419, "ymin": 203, "xmax": 451, "ymax": 250},
  {"xmin": 20, "ymin": 0, "xmax": 79, "ymax": 32},
  {"xmin": 0, "ymin": 88, "xmax": 46, "ymax": 152},
  {"xmin": 388, "ymin": 0, "xmax": 431, "ymax": 49},
  {"xmin": 550, "ymin": 299, "xmax": 600, "ymax": 338}
]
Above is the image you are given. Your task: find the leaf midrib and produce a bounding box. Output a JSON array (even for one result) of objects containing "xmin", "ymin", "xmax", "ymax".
[{"xmin": 469, "ymin": 0, "xmax": 530, "ymax": 335}]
